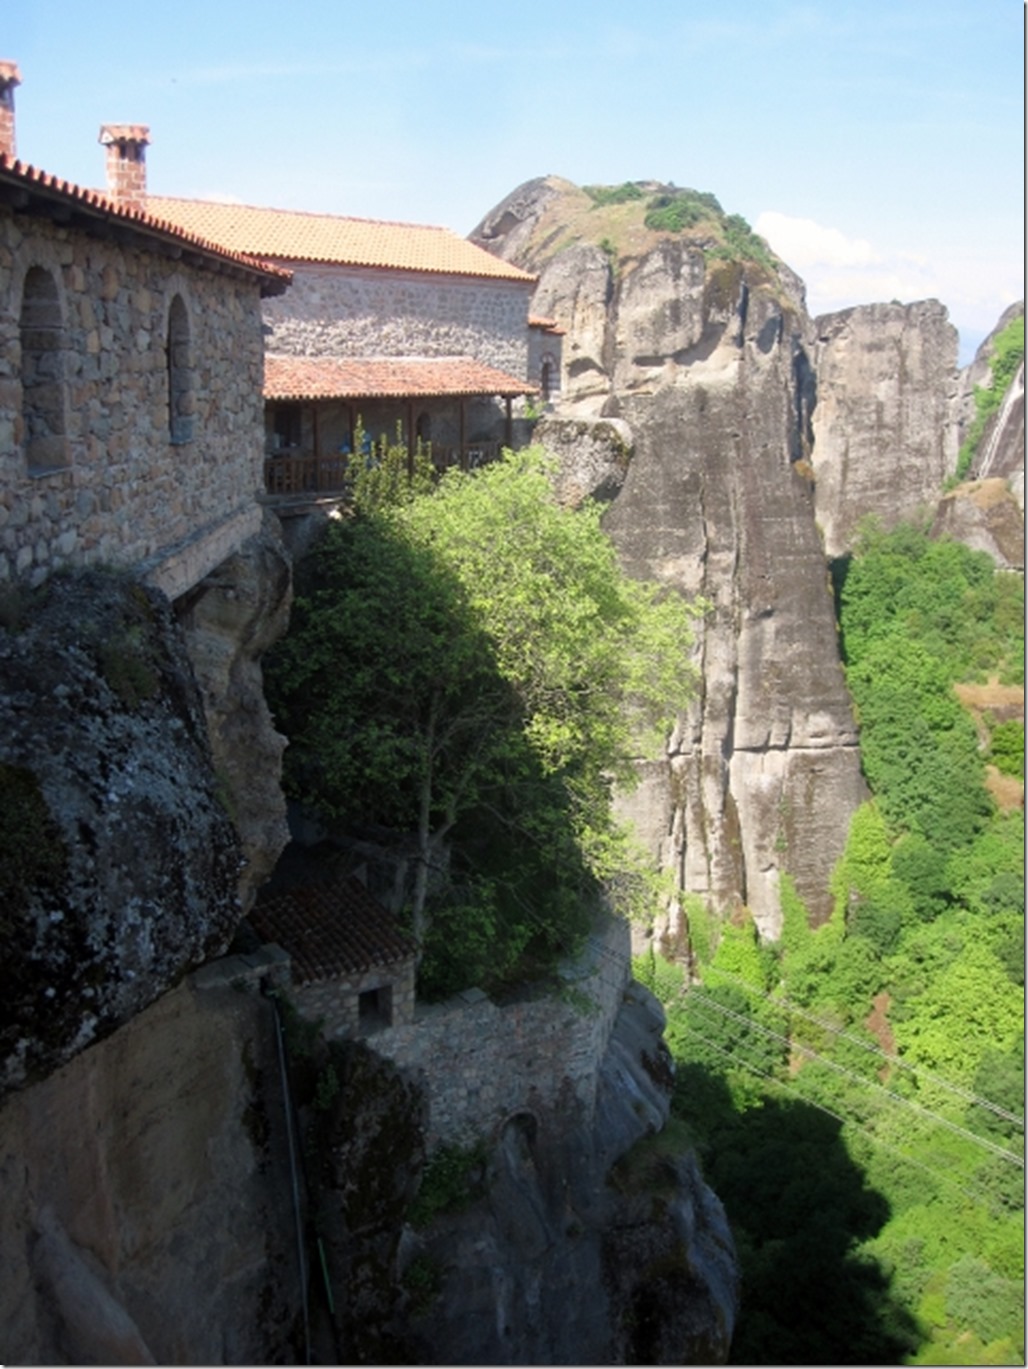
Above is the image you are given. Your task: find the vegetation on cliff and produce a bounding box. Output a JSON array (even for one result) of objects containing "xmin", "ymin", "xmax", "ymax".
[
  {"xmin": 641, "ymin": 523, "xmax": 1024, "ymax": 1365},
  {"xmin": 956, "ymin": 312, "xmax": 1025, "ymax": 482},
  {"xmin": 266, "ymin": 445, "xmax": 700, "ymax": 996}
]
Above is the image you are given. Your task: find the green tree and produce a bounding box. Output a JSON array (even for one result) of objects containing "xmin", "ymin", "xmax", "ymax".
[{"xmin": 266, "ymin": 448, "xmax": 700, "ymax": 988}]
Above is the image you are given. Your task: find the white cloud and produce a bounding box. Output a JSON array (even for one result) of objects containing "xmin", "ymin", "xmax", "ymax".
[
  {"xmin": 756, "ymin": 210, "xmax": 940, "ymax": 317},
  {"xmin": 754, "ymin": 210, "xmax": 880, "ymax": 270},
  {"xmin": 754, "ymin": 210, "xmax": 1021, "ymax": 362}
]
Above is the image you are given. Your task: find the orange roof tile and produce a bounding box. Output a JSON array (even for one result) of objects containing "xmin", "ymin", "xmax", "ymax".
[
  {"xmin": 147, "ymin": 195, "xmax": 536, "ymax": 283},
  {"xmin": 251, "ymin": 878, "xmax": 417, "ymax": 984},
  {"xmin": 0, "ymin": 155, "xmax": 291, "ymax": 294},
  {"xmin": 265, "ymin": 353, "xmax": 536, "ymax": 400},
  {"xmin": 529, "ymin": 315, "xmax": 565, "ymax": 335}
]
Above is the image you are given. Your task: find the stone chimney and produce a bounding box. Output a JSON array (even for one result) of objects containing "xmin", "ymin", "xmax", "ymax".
[
  {"xmin": 99, "ymin": 124, "xmax": 150, "ymax": 212},
  {"xmin": 0, "ymin": 61, "xmax": 21, "ymax": 160}
]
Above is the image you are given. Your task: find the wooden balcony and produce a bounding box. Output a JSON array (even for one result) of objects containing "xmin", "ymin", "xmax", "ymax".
[
  {"xmin": 263, "ymin": 441, "xmax": 503, "ymax": 499},
  {"xmin": 263, "ymin": 452, "xmax": 349, "ymax": 498}
]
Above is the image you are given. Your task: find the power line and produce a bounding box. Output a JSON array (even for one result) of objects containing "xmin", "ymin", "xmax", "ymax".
[
  {"xmin": 678, "ymin": 1023, "xmax": 1009, "ymax": 1212},
  {"xmin": 683, "ymin": 988, "xmax": 1025, "ymax": 1168},
  {"xmin": 699, "ymin": 960, "xmax": 1026, "ymax": 1130}
]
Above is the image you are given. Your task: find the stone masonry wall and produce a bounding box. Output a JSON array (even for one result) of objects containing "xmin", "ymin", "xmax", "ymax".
[
  {"xmin": 294, "ymin": 959, "xmax": 416, "ymax": 1040},
  {"xmin": 369, "ymin": 912, "xmax": 631, "ymax": 1150},
  {"xmin": 262, "ymin": 263, "xmax": 531, "ymax": 378},
  {"xmin": 0, "ymin": 211, "xmax": 268, "ymax": 595}
]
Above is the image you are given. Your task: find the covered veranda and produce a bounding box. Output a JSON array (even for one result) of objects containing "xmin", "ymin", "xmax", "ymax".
[{"xmin": 262, "ymin": 354, "xmax": 537, "ymax": 498}]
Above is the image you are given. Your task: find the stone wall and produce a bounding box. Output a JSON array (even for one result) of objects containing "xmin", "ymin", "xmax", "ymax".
[
  {"xmin": 294, "ymin": 958, "xmax": 416, "ymax": 1039},
  {"xmin": 262, "ymin": 263, "xmax": 531, "ymax": 378},
  {"xmin": 0, "ymin": 210, "xmax": 268, "ymax": 594},
  {"xmin": 369, "ymin": 912, "xmax": 631, "ymax": 1150}
]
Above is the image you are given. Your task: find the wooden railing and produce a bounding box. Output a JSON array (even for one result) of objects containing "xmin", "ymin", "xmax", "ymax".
[
  {"xmin": 264, "ymin": 442, "xmax": 503, "ymax": 497},
  {"xmin": 263, "ymin": 453, "xmax": 349, "ymax": 497}
]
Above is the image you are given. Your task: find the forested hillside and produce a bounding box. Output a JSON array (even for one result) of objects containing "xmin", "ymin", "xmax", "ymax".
[{"xmin": 640, "ymin": 523, "xmax": 1024, "ymax": 1365}]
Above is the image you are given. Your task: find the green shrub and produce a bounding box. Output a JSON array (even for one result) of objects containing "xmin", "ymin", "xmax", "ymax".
[
  {"xmin": 408, "ymin": 1140, "xmax": 487, "ymax": 1228},
  {"xmin": 644, "ymin": 187, "xmax": 723, "ymax": 234},
  {"xmin": 988, "ymin": 720, "xmax": 1024, "ymax": 778},
  {"xmin": 583, "ymin": 182, "xmax": 644, "ymax": 207}
]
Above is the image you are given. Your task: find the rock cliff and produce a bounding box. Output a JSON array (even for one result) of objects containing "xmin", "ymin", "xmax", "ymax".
[
  {"xmin": 473, "ymin": 178, "xmax": 865, "ymax": 936},
  {"xmin": 317, "ymin": 982, "xmax": 737, "ymax": 1365},
  {"xmin": 808, "ymin": 300, "xmax": 960, "ymax": 558},
  {"xmin": 0, "ymin": 569, "xmax": 242, "ymax": 1096},
  {"xmin": 933, "ymin": 302, "xmax": 1025, "ymax": 569},
  {"xmin": 175, "ymin": 519, "xmax": 293, "ymax": 909},
  {"xmin": 0, "ymin": 965, "xmax": 301, "ymax": 1366},
  {"xmin": 0, "ymin": 943, "xmax": 736, "ymax": 1366}
]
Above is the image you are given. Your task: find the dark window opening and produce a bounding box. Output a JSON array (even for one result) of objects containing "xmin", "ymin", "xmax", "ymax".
[
  {"xmin": 358, "ymin": 984, "xmax": 393, "ymax": 1031},
  {"xmin": 167, "ymin": 294, "xmax": 194, "ymax": 444},
  {"xmin": 20, "ymin": 266, "xmax": 68, "ymax": 474},
  {"xmin": 272, "ymin": 403, "xmax": 303, "ymax": 452}
]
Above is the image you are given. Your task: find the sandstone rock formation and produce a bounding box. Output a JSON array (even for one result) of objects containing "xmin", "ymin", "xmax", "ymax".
[
  {"xmin": 175, "ymin": 518, "xmax": 293, "ymax": 909},
  {"xmin": 331, "ymin": 982, "xmax": 738, "ymax": 1365},
  {"xmin": 937, "ymin": 302, "xmax": 1025, "ymax": 567},
  {"xmin": 0, "ymin": 570, "xmax": 242, "ymax": 1096},
  {"xmin": 954, "ymin": 301, "xmax": 1025, "ymax": 490},
  {"xmin": 473, "ymin": 178, "xmax": 866, "ymax": 936},
  {"xmin": 931, "ymin": 477, "xmax": 1025, "ymax": 571},
  {"xmin": 808, "ymin": 299, "xmax": 960, "ymax": 559},
  {"xmin": 0, "ymin": 964, "xmax": 301, "ymax": 1366}
]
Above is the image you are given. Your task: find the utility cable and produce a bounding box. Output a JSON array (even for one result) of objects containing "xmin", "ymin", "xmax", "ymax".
[
  {"xmin": 684, "ymin": 988, "xmax": 1025, "ymax": 1168},
  {"xmin": 678, "ymin": 1024, "xmax": 1009, "ymax": 1211},
  {"xmin": 699, "ymin": 960, "xmax": 1026, "ymax": 1129}
]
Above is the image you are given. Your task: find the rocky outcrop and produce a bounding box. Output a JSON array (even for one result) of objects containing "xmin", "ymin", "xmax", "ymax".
[
  {"xmin": 341, "ymin": 982, "xmax": 738, "ymax": 1365},
  {"xmin": 0, "ymin": 964, "xmax": 302, "ymax": 1366},
  {"xmin": 808, "ymin": 300, "xmax": 960, "ymax": 559},
  {"xmin": 473, "ymin": 178, "xmax": 865, "ymax": 936},
  {"xmin": 954, "ymin": 302, "xmax": 1025, "ymax": 488},
  {"xmin": 0, "ymin": 569, "xmax": 242, "ymax": 1097},
  {"xmin": 532, "ymin": 414, "xmax": 633, "ymax": 506},
  {"xmin": 175, "ymin": 518, "xmax": 293, "ymax": 910},
  {"xmin": 931, "ymin": 477, "xmax": 1025, "ymax": 571}
]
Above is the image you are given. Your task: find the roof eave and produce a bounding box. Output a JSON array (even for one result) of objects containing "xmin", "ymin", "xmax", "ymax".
[{"xmin": 0, "ymin": 156, "xmax": 292, "ymax": 292}]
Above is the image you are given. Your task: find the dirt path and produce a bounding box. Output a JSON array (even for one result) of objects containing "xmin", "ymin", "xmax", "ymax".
[{"xmin": 864, "ymin": 990, "xmax": 895, "ymax": 1082}]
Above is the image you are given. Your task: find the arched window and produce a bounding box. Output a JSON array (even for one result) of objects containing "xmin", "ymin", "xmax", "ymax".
[
  {"xmin": 20, "ymin": 266, "xmax": 68, "ymax": 474},
  {"xmin": 167, "ymin": 294, "xmax": 193, "ymax": 444},
  {"xmin": 540, "ymin": 350, "xmax": 559, "ymax": 403}
]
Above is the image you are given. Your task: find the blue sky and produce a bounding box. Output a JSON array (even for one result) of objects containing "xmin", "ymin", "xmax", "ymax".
[{"xmin": 6, "ymin": 0, "xmax": 1023, "ymax": 361}]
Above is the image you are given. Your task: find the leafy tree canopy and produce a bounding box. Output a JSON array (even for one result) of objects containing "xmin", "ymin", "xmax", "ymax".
[{"xmin": 265, "ymin": 447, "xmax": 701, "ymax": 993}]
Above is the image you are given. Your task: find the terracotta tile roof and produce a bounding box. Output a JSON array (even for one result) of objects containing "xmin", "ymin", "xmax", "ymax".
[
  {"xmin": 529, "ymin": 315, "xmax": 566, "ymax": 335},
  {"xmin": 264, "ymin": 353, "xmax": 536, "ymax": 400},
  {"xmin": 147, "ymin": 196, "xmax": 536, "ymax": 283},
  {"xmin": 0, "ymin": 155, "xmax": 291, "ymax": 294},
  {"xmin": 251, "ymin": 877, "xmax": 417, "ymax": 984}
]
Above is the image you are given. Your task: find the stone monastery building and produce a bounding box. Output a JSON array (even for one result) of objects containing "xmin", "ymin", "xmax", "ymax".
[
  {"xmin": 0, "ymin": 59, "xmax": 562, "ymax": 588},
  {"xmin": 0, "ymin": 62, "xmax": 289, "ymax": 597}
]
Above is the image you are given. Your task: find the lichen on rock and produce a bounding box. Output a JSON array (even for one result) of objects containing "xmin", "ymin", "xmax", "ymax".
[{"xmin": 0, "ymin": 567, "xmax": 243, "ymax": 1097}]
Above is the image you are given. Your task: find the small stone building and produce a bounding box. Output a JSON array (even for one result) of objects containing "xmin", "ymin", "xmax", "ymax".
[
  {"xmin": 0, "ymin": 63, "xmax": 290, "ymax": 596},
  {"xmin": 250, "ymin": 877, "xmax": 418, "ymax": 1038},
  {"xmin": 528, "ymin": 314, "xmax": 565, "ymax": 405}
]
